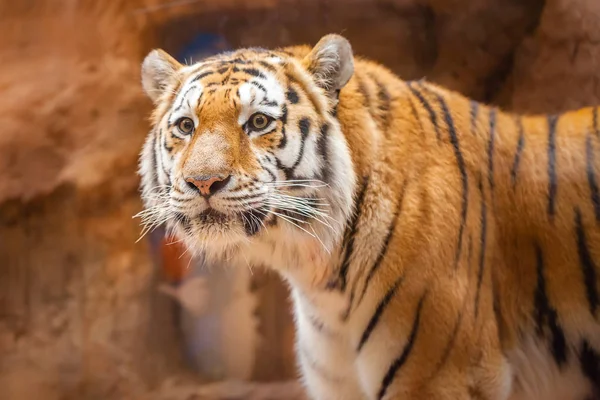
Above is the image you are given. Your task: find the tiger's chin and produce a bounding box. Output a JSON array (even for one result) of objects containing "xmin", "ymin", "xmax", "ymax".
[{"xmin": 168, "ymin": 207, "xmax": 269, "ymax": 256}]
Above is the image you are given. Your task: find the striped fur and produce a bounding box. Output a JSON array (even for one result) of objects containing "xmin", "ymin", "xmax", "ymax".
[{"xmin": 138, "ymin": 35, "xmax": 600, "ymax": 399}]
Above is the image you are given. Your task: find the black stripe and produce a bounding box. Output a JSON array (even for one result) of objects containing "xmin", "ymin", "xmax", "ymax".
[
  {"xmin": 491, "ymin": 274, "xmax": 504, "ymax": 351},
  {"xmin": 191, "ymin": 70, "xmax": 214, "ymax": 82},
  {"xmin": 533, "ymin": 244, "xmax": 549, "ymax": 334},
  {"xmin": 487, "ymin": 108, "xmax": 497, "ymax": 196},
  {"xmin": 547, "ymin": 114, "xmax": 559, "ymax": 217},
  {"xmin": 511, "ymin": 117, "xmax": 525, "ymax": 188},
  {"xmin": 330, "ymin": 105, "xmax": 338, "ymax": 118},
  {"xmin": 307, "ymin": 312, "xmax": 326, "ymax": 333},
  {"xmin": 266, "ymin": 215, "xmax": 278, "ymax": 227},
  {"xmin": 301, "ymin": 347, "xmax": 343, "ymax": 382},
  {"xmin": 284, "ymin": 72, "xmax": 297, "ymax": 84},
  {"xmin": 263, "ymin": 164, "xmax": 277, "ymax": 182},
  {"xmin": 355, "ymin": 74, "xmax": 370, "ymax": 108},
  {"xmin": 217, "ymin": 66, "xmax": 229, "ymax": 74},
  {"xmin": 357, "ymin": 275, "xmax": 404, "ymax": 352},
  {"xmin": 586, "ymin": 134, "xmax": 600, "ymax": 221},
  {"xmin": 250, "ymin": 80, "xmax": 267, "ymax": 93},
  {"xmin": 406, "ymin": 94, "xmax": 424, "ymax": 138},
  {"xmin": 173, "ymin": 85, "xmax": 196, "ymax": 112},
  {"xmin": 221, "ymin": 192, "xmax": 265, "ymax": 202},
  {"xmin": 373, "ymin": 75, "xmax": 391, "ymax": 133},
  {"xmin": 533, "ymin": 244, "xmax": 568, "ymax": 366},
  {"xmin": 407, "ymin": 82, "xmax": 440, "ymax": 141},
  {"xmin": 594, "ymin": 107, "xmax": 599, "ymax": 138},
  {"xmin": 435, "ymin": 90, "xmax": 469, "ymax": 270},
  {"xmin": 470, "ymin": 100, "xmax": 479, "ymax": 135},
  {"xmin": 154, "ymin": 127, "xmax": 167, "ymax": 182},
  {"xmin": 162, "ymin": 164, "xmax": 171, "ymax": 186},
  {"xmin": 467, "ymin": 234, "xmax": 474, "ymax": 277},
  {"xmin": 149, "ymin": 129, "xmax": 159, "ymax": 188},
  {"xmin": 317, "ymin": 123, "xmax": 330, "ymax": 183},
  {"xmin": 163, "ymin": 133, "xmax": 174, "ymax": 152},
  {"xmin": 352, "ymin": 181, "xmax": 408, "ymax": 314},
  {"xmin": 274, "ymin": 157, "xmax": 290, "ymax": 181},
  {"xmin": 287, "ymin": 86, "xmax": 300, "ymax": 104},
  {"xmin": 278, "ymin": 105, "xmax": 288, "ymax": 149},
  {"xmin": 259, "ymin": 60, "xmax": 277, "ymax": 72},
  {"xmin": 474, "ymin": 178, "xmax": 487, "ymax": 318},
  {"xmin": 171, "ymin": 186, "xmax": 186, "ymax": 195},
  {"xmin": 291, "ymin": 118, "xmax": 311, "ymax": 171},
  {"xmin": 377, "ymin": 293, "xmax": 426, "ymax": 400},
  {"xmin": 580, "ymin": 340, "xmax": 600, "ymax": 392},
  {"xmin": 243, "ymin": 68, "xmax": 267, "ymax": 79},
  {"xmin": 431, "ymin": 309, "xmax": 463, "ymax": 377},
  {"xmin": 242, "ymin": 206, "xmax": 268, "ymax": 236},
  {"xmin": 277, "ymin": 207, "xmax": 311, "ymax": 224},
  {"xmin": 575, "ymin": 207, "xmax": 600, "ymax": 317},
  {"xmin": 335, "ymin": 176, "xmax": 370, "ymax": 291},
  {"xmin": 330, "ymin": 90, "xmax": 341, "ymax": 117},
  {"xmin": 260, "ymin": 99, "xmax": 279, "ymax": 107}
]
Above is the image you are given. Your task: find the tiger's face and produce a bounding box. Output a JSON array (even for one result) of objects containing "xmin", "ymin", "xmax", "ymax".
[{"xmin": 138, "ymin": 35, "xmax": 357, "ymax": 259}]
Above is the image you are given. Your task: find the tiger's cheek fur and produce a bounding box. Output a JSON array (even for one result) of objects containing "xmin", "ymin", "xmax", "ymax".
[{"xmin": 138, "ymin": 128, "xmax": 160, "ymax": 209}]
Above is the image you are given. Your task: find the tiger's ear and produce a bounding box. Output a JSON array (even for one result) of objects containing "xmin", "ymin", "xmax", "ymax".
[
  {"xmin": 141, "ymin": 49, "xmax": 182, "ymax": 103},
  {"xmin": 302, "ymin": 34, "xmax": 354, "ymax": 94}
]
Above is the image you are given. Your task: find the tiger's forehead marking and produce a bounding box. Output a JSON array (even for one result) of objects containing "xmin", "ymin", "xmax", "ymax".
[
  {"xmin": 237, "ymin": 68, "xmax": 286, "ymax": 124},
  {"xmin": 169, "ymin": 55, "xmax": 288, "ymax": 126},
  {"xmin": 168, "ymin": 76, "xmax": 203, "ymax": 126}
]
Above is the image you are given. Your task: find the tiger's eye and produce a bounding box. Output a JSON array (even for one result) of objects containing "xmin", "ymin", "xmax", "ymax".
[
  {"xmin": 177, "ymin": 117, "xmax": 195, "ymax": 135},
  {"xmin": 251, "ymin": 114, "xmax": 269, "ymax": 130}
]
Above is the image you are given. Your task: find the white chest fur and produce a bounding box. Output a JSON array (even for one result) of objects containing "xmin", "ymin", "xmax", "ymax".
[{"xmin": 290, "ymin": 286, "xmax": 368, "ymax": 400}]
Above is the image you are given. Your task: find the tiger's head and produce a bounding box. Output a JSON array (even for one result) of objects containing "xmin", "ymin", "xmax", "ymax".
[{"xmin": 138, "ymin": 34, "xmax": 357, "ymax": 263}]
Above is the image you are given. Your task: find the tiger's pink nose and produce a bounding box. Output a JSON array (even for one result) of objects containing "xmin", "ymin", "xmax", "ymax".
[{"xmin": 185, "ymin": 175, "xmax": 231, "ymax": 197}]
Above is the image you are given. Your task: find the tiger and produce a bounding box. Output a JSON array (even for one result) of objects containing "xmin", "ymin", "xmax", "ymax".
[{"xmin": 137, "ymin": 34, "xmax": 600, "ymax": 399}]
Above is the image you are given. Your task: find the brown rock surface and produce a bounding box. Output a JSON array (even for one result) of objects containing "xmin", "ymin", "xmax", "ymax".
[
  {"xmin": 496, "ymin": 0, "xmax": 600, "ymax": 113},
  {"xmin": 1, "ymin": 0, "xmax": 600, "ymax": 399}
]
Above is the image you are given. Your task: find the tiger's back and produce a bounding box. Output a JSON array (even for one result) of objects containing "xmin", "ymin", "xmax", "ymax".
[
  {"xmin": 400, "ymin": 80, "xmax": 600, "ymax": 399},
  {"xmin": 138, "ymin": 34, "xmax": 600, "ymax": 399}
]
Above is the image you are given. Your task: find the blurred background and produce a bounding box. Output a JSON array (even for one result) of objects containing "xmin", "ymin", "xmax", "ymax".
[{"xmin": 1, "ymin": 0, "xmax": 600, "ymax": 399}]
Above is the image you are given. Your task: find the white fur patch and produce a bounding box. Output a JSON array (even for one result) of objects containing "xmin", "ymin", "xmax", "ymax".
[
  {"xmin": 168, "ymin": 81, "xmax": 203, "ymax": 128},
  {"xmin": 292, "ymin": 288, "xmax": 367, "ymax": 400},
  {"xmin": 507, "ymin": 335, "xmax": 593, "ymax": 400},
  {"xmin": 237, "ymin": 72, "xmax": 285, "ymax": 125},
  {"xmin": 292, "ymin": 130, "xmax": 321, "ymax": 178}
]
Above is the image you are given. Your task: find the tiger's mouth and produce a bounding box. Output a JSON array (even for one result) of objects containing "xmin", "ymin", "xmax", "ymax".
[{"xmin": 173, "ymin": 205, "xmax": 270, "ymax": 239}]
